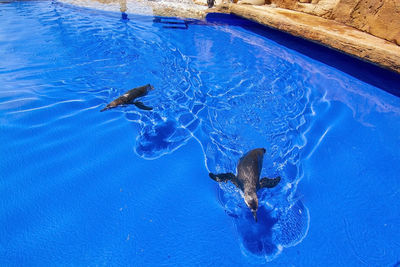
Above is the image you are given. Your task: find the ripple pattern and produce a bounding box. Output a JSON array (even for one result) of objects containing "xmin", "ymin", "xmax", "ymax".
[
  {"xmin": 2, "ymin": 2, "xmax": 399, "ymax": 265},
  {"xmin": 0, "ymin": 2, "xmax": 316, "ymax": 260}
]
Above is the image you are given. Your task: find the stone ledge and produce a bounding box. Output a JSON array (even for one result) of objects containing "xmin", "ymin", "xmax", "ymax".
[{"xmin": 214, "ymin": 4, "xmax": 400, "ymax": 74}]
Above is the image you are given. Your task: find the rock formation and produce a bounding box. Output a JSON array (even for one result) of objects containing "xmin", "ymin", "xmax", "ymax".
[{"xmin": 269, "ymin": 0, "xmax": 400, "ymax": 45}]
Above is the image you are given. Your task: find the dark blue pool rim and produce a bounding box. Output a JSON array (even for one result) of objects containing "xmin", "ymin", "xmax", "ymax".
[{"xmin": 16, "ymin": 0, "xmax": 400, "ymax": 97}]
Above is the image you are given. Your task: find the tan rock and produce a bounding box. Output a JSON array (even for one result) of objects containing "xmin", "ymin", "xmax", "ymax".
[
  {"xmin": 193, "ymin": 0, "xmax": 208, "ymax": 6},
  {"xmin": 238, "ymin": 0, "xmax": 265, "ymax": 5},
  {"xmin": 333, "ymin": 0, "xmax": 400, "ymax": 45},
  {"xmin": 268, "ymin": 0, "xmax": 400, "ymax": 46},
  {"xmin": 294, "ymin": 0, "xmax": 340, "ymax": 18},
  {"xmin": 270, "ymin": 0, "xmax": 296, "ymax": 9}
]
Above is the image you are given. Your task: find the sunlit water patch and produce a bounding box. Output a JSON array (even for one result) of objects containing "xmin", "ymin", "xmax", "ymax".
[{"xmin": 1, "ymin": 1, "xmax": 400, "ymax": 265}]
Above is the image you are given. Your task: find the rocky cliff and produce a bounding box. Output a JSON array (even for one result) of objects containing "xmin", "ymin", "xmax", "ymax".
[{"xmin": 270, "ymin": 0, "xmax": 400, "ymax": 45}]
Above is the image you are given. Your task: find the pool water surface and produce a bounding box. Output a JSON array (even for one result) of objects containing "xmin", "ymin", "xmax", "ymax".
[{"xmin": 0, "ymin": 1, "xmax": 400, "ymax": 266}]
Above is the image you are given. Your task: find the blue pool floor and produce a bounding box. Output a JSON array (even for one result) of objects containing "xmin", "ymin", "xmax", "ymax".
[{"xmin": 1, "ymin": 1, "xmax": 400, "ymax": 266}]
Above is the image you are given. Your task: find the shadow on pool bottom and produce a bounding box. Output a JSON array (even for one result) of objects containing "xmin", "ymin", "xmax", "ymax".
[
  {"xmin": 237, "ymin": 206, "xmax": 280, "ymax": 256},
  {"xmin": 133, "ymin": 119, "xmax": 193, "ymax": 159},
  {"xmin": 218, "ymin": 183, "xmax": 309, "ymax": 261}
]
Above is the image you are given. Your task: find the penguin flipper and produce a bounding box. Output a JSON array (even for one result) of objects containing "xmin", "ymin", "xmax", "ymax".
[
  {"xmin": 134, "ymin": 101, "xmax": 153, "ymax": 111},
  {"xmin": 209, "ymin": 172, "xmax": 239, "ymax": 188},
  {"xmin": 259, "ymin": 176, "xmax": 281, "ymax": 189}
]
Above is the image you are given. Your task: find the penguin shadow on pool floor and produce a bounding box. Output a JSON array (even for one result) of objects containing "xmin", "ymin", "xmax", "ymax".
[
  {"xmin": 226, "ymin": 196, "xmax": 309, "ymax": 258},
  {"xmin": 230, "ymin": 204, "xmax": 280, "ymax": 256},
  {"xmin": 134, "ymin": 119, "xmax": 192, "ymax": 159}
]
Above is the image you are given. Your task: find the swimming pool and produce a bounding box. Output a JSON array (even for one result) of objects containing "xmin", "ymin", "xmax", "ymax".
[{"xmin": 1, "ymin": 1, "xmax": 399, "ymax": 265}]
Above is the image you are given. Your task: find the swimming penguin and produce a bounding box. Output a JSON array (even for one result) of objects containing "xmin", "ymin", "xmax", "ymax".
[
  {"xmin": 100, "ymin": 84, "xmax": 154, "ymax": 112},
  {"xmin": 209, "ymin": 148, "xmax": 281, "ymax": 222}
]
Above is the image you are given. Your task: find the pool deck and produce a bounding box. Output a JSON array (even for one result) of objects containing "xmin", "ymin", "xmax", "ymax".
[{"xmin": 209, "ymin": 3, "xmax": 400, "ymax": 74}]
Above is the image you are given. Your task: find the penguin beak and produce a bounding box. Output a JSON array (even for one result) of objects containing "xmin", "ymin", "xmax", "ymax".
[{"xmin": 252, "ymin": 211, "xmax": 257, "ymax": 222}]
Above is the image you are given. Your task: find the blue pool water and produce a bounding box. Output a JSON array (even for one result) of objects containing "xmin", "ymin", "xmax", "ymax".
[{"xmin": 1, "ymin": 1, "xmax": 400, "ymax": 265}]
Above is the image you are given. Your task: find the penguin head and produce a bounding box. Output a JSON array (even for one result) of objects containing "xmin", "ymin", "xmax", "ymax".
[
  {"xmin": 254, "ymin": 148, "xmax": 266, "ymax": 154},
  {"xmin": 244, "ymin": 192, "xmax": 258, "ymax": 222},
  {"xmin": 147, "ymin": 84, "xmax": 155, "ymax": 91}
]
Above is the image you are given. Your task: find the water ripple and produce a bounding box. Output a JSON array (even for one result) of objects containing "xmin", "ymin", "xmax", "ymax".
[
  {"xmin": 102, "ymin": 22, "xmax": 334, "ymax": 259},
  {"xmin": 0, "ymin": 1, "xmax": 370, "ymax": 263}
]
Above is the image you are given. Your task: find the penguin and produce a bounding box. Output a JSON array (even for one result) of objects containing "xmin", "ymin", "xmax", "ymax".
[
  {"xmin": 209, "ymin": 148, "xmax": 281, "ymax": 222},
  {"xmin": 101, "ymin": 84, "xmax": 154, "ymax": 112}
]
